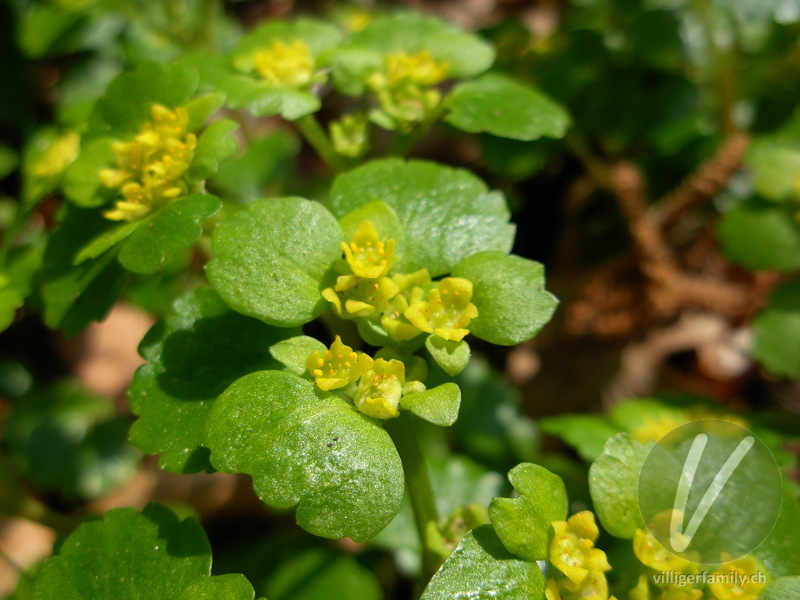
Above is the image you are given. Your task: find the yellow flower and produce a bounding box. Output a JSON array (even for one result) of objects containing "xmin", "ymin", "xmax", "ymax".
[
  {"xmin": 633, "ymin": 527, "xmax": 695, "ymax": 574},
  {"xmin": 549, "ymin": 511, "xmax": 611, "ymax": 587},
  {"xmin": 306, "ymin": 336, "xmax": 373, "ymax": 391},
  {"xmin": 405, "ymin": 277, "xmax": 478, "ymax": 342},
  {"xmin": 384, "ymin": 51, "xmax": 449, "ymax": 87},
  {"xmin": 100, "ymin": 104, "xmax": 196, "ymax": 222},
  {"xmin": 547, "ymin": 571, "xmax": 613, "ymax": 600},
  {"xmin": 330, "ymin": 112, "xmax": 370, "ymax": 158},
  {"xmin": 32, "ymin": 131, "xmax": 80, "ymax": 178},
  {"xmin": 254, "ymin": 39, "xmax": 315, "ymax": 88},
  {"xmin": 381, "ymin": 269, "xmax": 431, "ymax": 342},
  {"xmin": 322, "ymin": 275, "xmax": 399, "ymax": 319},
  {"xmin": 631, "ymin": 413, "xmax": 686, "ymax": 444},
  {"xmin": 353, "ymin": 358, "xmax": 404, "ymax": 419},
  {"xmin": 629, "ymin": 575, "xmax": 652, "ymax": 600},
  {"xmin": 708, "ymin": 556, "xmax": 766, "ymax": 600},
  {"xmin": 342, "ymin": 221, "xmax": 396, "ymax": 278}
]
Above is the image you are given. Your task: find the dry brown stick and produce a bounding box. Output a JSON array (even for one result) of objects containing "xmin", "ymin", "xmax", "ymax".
[{"xmin": 658, "ymin": 132, "xmax": 751, "ymax": 230}]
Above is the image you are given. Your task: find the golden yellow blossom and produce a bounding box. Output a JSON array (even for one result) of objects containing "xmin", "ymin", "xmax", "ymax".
[
  {"xmin": 353, "ymin": 358, "xmax": 404, "ymax": 419},
  {"xmin": 306, "ymin": 336, "xmax": 373, "ymax": 391},
  {"xmin": 342, "ymin": 221, "xmax": 396, "ymax": 278},
  {"xmin": 405, "ymin": 277, "xmax": 478, "ymax": 342},
  {"xmin": 549, "ymin": 511, "xmax": 611, "ymax": 587},
  {"xmin": 708, "ymin": 556, "xmax": 766, "ymax": 600},
  {"xmin": 254, "ymin": 39, "xmax": 315, "ymax": 88}
]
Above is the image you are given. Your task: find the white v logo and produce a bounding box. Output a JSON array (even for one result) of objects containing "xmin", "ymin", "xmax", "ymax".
[{"xmin": 669, "ymin": 433, "xmax": 755, "ymax": 552}]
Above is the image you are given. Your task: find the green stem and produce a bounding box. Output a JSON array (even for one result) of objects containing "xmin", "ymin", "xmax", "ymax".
[
  {"xmin": 295, "ymin": 114, "xmax": 346, "ymax": 173},
  {"xmin": 386, "ymin": 412, "xmax": 445, "ymax": 582}
]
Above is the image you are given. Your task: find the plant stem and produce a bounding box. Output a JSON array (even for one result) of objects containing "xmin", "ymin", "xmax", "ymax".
[
  {"xmin": 386, "ymin": 412, "xmax": 444, "ymax": 582},
  {"xmin": 296, "ymin": 114, "xmax": 346, "ymax": 173}
]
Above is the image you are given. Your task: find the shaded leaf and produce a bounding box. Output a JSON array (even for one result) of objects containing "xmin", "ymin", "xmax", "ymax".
[
  {"xmin": 189, "ymin": 119, "xmax": 240, "ymax": 182},
  {"xmin": 445, "ymin": 73, "xmax": 571, "ymax": 140},
  {"xmin": 269, "ymin": 335, "xmax": 326, "ymax": 377},
  {"xmin": 400, "ymin": 383, "xmax": 461, "ymax": 427},
  {"xmin": 539, "ymin": 415, "xmax": 620, "ymax": 462},
  {"xmin": 718, "ymin": 203, "xmax": 800, "ymax": 272},
  {"xmin": 753, "ymin": 280, "xmax": 800, "ymax": 379},
  {"xmin": 129, "ymin": 287, "xmax": 296, "ymax": 473}
]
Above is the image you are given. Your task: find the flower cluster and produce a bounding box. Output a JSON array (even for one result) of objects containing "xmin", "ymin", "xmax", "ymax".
[
  {"xmin": 367, "ymin": 51, "xmax": 449, "ymax": 130},
  {"xmin": 305, "ymin": 335, "xmax": 412, "ymax": 419},
  {"xmin": 99, "ymin": 104, "xmax": 196, "ymax": 221},
  {"xmin": 631, "ymin": 526, "xmax": 768, "ymax": 600},
  {"xmin": 545, "ymin": 511, "xmax": 616, "ymax": 600},
  {"xmin": 253, "ymin": 39, "xmax": 315, "ymax": 88},
  {"xmin": 322, "ymin": 220, "xmax": 478, "ymax": 344}
]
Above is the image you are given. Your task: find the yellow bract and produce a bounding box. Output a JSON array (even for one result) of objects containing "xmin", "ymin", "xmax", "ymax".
[
  {"xmin": 405, "ymin": 277, "xmax": 478, "ymax": 342},
  {"xmin": 254, "ymin": 39, "xmax": 315, "ymax": 88},
  {"xmin": 549, "ymin": 511, "xmax": 611, "ymax": 587},
  {"xmin": 322, "ymin": 275, "xmax": 398, "ymax": 318},
  {"xmin": 633, "ymin": 525, "xmax": 696, "ymax": 574},
  {"xmin": 708, "ymin": 556, "xmax": 766, "ymax": 600},
  {"xmin": 384, "ymin": 51, "xmax": 449, "ymax": 87},
  {"xmin": 342, "ymin": 221, "xmax": 395, "ymax": 278},
  {"xmin": 305, "ymin": 335, "xmax": 373, "ymax": 391},
  {"xmin": 32, "ymin": 131, "xmax": 80, "ymax": 178},
  {"xmin": 353, "ymin": 358, "xmax": 405, "ymax": 419},
  {"xmin": 381, "ymin": 269, "xmax": 430, "ymax": 342},
  {"xmin": 100, "ymin": 104, "xmax": 196, "ymax": 222}
]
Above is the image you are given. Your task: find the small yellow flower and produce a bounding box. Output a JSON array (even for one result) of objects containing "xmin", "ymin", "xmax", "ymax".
[
  {"xmin": 322, "ymin": 275, "xmax": 399, "ymax": 319},
  {"xmin": 549, "ymin": 511, "xmax": 611, "ymax": 587},
  {"xmin": 32, "ymin": 131, "xmax": 80, "ymax": 178},
  {"xmin": 306, "ymin": 335, "xmax": 373, "ymax": 391},
  {"xmin": 629, "ymin": 575, "xmax": 652, "ymax": 600},
  {"xmin": 353, "ymin": 358, "xmax": 404, "ymax": 419},
  {"xmin": 381, "ymin": 269, "xmax": 431, "ymax": 342},
  {"xmin": 630, "ymin": 413, "xmax": 686, "ymax": 443},
  {"xmin": 633, "ymin": 527, "xmax": 695, "ymax": 574},
  {"xmin": 661, "ymin": 588, "xmax": 704, "ymax": 600},
  {"xmin": 330, "ymin": 112, "xmax": 370, "ymax": 158},
  {"xmin": 548, "ymin": 571, "xmax": 613, "ymax": 600},
  {"xmin": 254, "ymin": 39, "xmax": 315, "ymax": 88},
  {"xmin": 708, "ymin": 556, "xmax": 766, "ymax": 600},
  {"xmin": 384, "ymin": 51, "xmax": 449, "ymax": 87},
  {"xmin": 342, "ymin": 221, "xmax": 396, "ymax": 278},
  {"xmin": 404, "ymin": 277, "xmax": 478, "ymax": 342},
  {"xmin": 100, "ymin": 104, "xmax": 196, "ymax": 222}
]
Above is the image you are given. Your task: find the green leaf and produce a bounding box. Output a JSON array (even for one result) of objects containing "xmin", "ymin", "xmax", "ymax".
[
  {"xmin": 118, "ymin": 194, "xmax": 221, "ymax": 274},
  {"xmin": 74, "ymin": 220, "xmax": 141, "ymax": 265},
  {"xmin": 761, "ymin": 577, "xmax": 800, "ymax": 600},
  {"xmin": 421, "ymin": 525, "xmax": 545, "ymax": 600},
  {"xmin": 31, "ymin": 503, "xmax": 249, "ymax": 600},
  {"xmin": 129, "ymin": 287, "xmax": 296, "ymax": 473},
  {"xmin": 540, "ymin": 414, "xmax": 620, "ymax": 463},
  {"xmin": 5, "ymin": 380, "xmax": 140, "ymax": 500},
  {"xmin": 329, "ymin": 159, "xmax": 514, "ymax": 277},
  {"xmin": 488, "ymin": 463, "xmax": 567, "ymax": 562},
  {"xmin": 224, "ymin": 80, "xmax": 321, "ymax": 121},
  {"xmin": 588, "ymin": 433, "xmax": 651, "ymax": 539},
  {"xmin": 445, "ymin": 73, "xmax": 571, "ymax": 140},
  {"xmin": 41, "ymin": 207, "xmax": 126, "ymax": 336},
  {"xmin": 0, "ymin": 241, "xmax": 45, "ymax": 332},
  {"xmin": 453, "ymin": 251, "xmax": 558, "ymax": 345},
  {"xmin": 269, "ymin": 335, "xmax": 326, "ymax": 376},
  {"xmin": 333, "ymin": 13, "xmax": 494, "ymax": 95},
  {"xmin": 425, "ymin": 336, "xmax": 470, "ymax": 376},
  {"xmin": 0, "ymin": 144, "xmax": 19, "ymax": 180},
  {"xmin": 92, "ymin": 61, "xmax": 199, "ymax": 135},
  {"xmin": 753, "ymin": 280, "xmax": 800, "ymax": 378},
  {"xmin": 210, "ymin": 130, "xmax": 300, "ymax": 203},
  {"xmin": 63, "ymin": 138, "xmax": 114, "ymax": 208},
  {"xmin": 208, "ymin": 197, "xmax": 343, "ymax": 327},
  {"xmin": 183, "ymin": 93, "xmax": 226, "ymax": 131},
  {"xmin": 718, "ymin": 203, "xmax": 800, "ymax": 271},
  {"xmin": 176, "ymin": 574, "xmax": 257, "ymax": 600},
  {"xmin": 265, "ymin": 549, "xmax": 382, "ymax": 600},
  {"xmin": 752, "ymin": 487, "xmax": 800, "ymax": 577},
  {"xmin": 189, "ymin": 119, "xmax": 240, "ymax": 182},
  {"xmin": 205, "ymin": 370, "xmax": 404, "ymax": 541},
  {"xmin": 400, "ymin": 383, "xmax": 461, "ymax": 427},
  {"xmin": 746, "ymin": 136, "xmax": 800, "ymax": 202}
]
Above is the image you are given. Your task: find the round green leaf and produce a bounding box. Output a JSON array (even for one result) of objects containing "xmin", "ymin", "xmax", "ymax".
[
  {"xmin": 205, "ymin": 370, "xmax": 404, "ymax": 541},
  {"xmin": 269, "ymin": 335, "xmax": 326, "ymax": 376},
  {"xmin": 588, "ymin": 433, "xmax": 652, "ymax": 539},
  {"xmin": 753, "ymin": 281, "xmax": 800, "ymax": 378},
  {"xmin": 425, "ymin": 336, "xmax": 470, "ymax": 376},
  {"xmin": 746, "ymin": 138, "xmax": 800, "ymax": 202},
  {"xmin": 445, "ymin": 73, "xmax": 571, "ymax": 141},
  {"xmin": 118, "ymin": 194, "xmax": 221, "ymax": 274},
  {"xmin": 188, "ymin": 119, "xmax": 240, "ymax": 182},
  {"xmin": 400, "ymin": 383, "xmax": 461, "ymax": 427},
  {"xmin": 488, "ymin": 463, "xmax": 567, "ymax": 562},
  {"xmin": 421, "ymin": 525, "xmax": 544, "ymax": 600},
  {"xmin": 63, "ymin": 138, "xmax": 114, "ymax": 208},
  {"xmin": 453, "ymin": 251, "xmax": 558, "ymax": 346},
  {"xmin": 207, "ymin": 197, "xmax": 343, "ymax": 327},
  {"xmin": 718, "ymin": 203, "xmax": 800, "ymax": 272},
  {"xmin": 176, "ymin": 574, "xmax": 257, "ymax": 600},
  {"xmin": 329, "ymin": 159, "xmax": 514, "ymax": 277},
  {"xmin": 32, "ymin": 503, "xmax": 212, "ymax": 600},
  {"xmin": 129, "ymin": 287, "xmax": 297, "ymax": 473}
]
